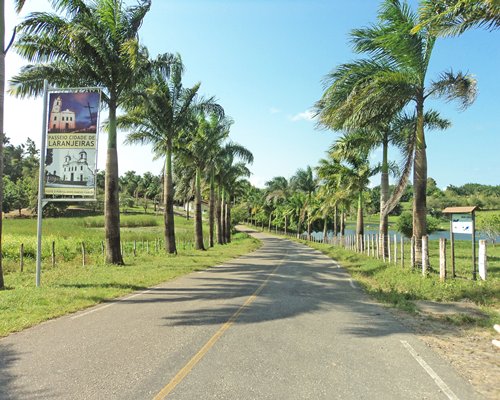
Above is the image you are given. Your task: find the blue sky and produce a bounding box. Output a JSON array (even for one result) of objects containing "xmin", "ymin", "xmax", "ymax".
[{"xmin": 5, "ymin": 0, "xmax": 499, "ymax": 189}]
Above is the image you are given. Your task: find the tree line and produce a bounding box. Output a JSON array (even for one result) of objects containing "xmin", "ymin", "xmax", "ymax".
[{"xmin": 0, "ymin": 0, "xmax": 253, "ymax": 289}]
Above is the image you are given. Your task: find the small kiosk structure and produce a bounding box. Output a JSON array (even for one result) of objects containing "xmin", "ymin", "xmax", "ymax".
[{"xmin": 442, "ymin": 206, "xmax": 479, "ymax": 280}]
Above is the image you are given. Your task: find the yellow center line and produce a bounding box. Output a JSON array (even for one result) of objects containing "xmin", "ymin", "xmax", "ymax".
[{"xmin": 153, "ymin": 259, "xmax": 284, "ymax": 400}]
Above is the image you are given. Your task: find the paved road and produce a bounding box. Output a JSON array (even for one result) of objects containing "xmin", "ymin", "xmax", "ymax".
[{"xmin": 0, "ymin": 229, "xmax": 482, "ymax": 399}]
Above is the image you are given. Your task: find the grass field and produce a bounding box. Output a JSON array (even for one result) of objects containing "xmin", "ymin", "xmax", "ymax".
[
  {"xmin": 0, "ymin": 214, "xmax": 260, "ymax": 337},
  {"xmin": 300, "ymin": 237, "xmax": 500, "ymax": 326}
]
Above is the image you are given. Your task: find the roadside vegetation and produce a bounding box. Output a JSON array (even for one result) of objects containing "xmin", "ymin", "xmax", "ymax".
[
  {"xmin": 0, "ymin": 214, "xmax": 260, "ymax": 337},
  {"xmin": 296, "ymin": 236, "xmax": 500, "ymax": 327}
]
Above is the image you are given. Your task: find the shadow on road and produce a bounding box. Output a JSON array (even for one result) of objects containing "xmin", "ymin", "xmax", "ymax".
[
  {"xmin": 0, "ymin": 344, "xmax": 54, "ymax": 400},
  {"xmin": 117, "ymin": 232, "xmax": 411, "ymax": 339}
]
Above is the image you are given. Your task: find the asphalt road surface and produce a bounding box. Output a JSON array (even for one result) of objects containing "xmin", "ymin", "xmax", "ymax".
[{"xmin": 0, "ymin": 228, "xmax": 482, "ymax": 399}]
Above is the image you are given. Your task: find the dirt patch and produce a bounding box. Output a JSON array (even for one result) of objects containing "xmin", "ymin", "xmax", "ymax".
[{"xmin": 390, "ymin": 306, "xmax": 500, "ymax": 400}]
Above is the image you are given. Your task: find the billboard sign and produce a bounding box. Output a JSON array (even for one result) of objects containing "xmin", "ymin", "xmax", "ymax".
[
  {"xmin": 44, "ymin": 90, "xmax": 101, "ymax": 200},
  {"xmin": 451, "ymin": 213, "xmax": 473, "ymax": 234}
]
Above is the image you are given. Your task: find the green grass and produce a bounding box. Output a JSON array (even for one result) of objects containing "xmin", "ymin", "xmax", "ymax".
[
  {"xmin": 0, "ymin": 215, "xmax": 260, "ymax": 337},
  {"xmin": 297, "ymin": 238, "xmax": 500, "ymax": 326}
]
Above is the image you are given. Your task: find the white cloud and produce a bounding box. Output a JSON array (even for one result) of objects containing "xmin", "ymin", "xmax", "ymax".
[
  {"xmin": 289, "ymin": 110, "xmax": 316, "ymax": 122},
  {"xmin": 269, "ymin": 107, "xmax": 281, "ymax": 114}
]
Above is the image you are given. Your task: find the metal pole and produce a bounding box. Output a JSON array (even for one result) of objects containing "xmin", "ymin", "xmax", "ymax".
[{"xmin": 36, "ymin": 80, "xmax": 49, "ymax": 287}]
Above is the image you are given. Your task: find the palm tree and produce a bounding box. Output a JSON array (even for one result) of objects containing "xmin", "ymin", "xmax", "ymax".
[
  {"xmin": 316, "ymin": 0, "xmax": 476, "ymax": 263},
  {"xmin": 0, "ymin": 0, "xmax": 31, "ymax": 287},
  {"xmin": 414, "ymin": 0, "xmax": 500, "ymax": 36},
  {"xmin": 323, "ymin": 111, "xmax": 449, "ymax": 256},
  {"xmin": 121, "ymin": 54, "xmax": 222, "ymax": 253},
  {"xmin": 10, "ymin": 0, "xmax": 154, "ymax": 264},
  {"xmin": 290, "ymin": 166, "xmax": 317, "ymax": 239},
  {"xmin": 217, "ymin": 158, "xmax": 251, "ymax": 243},
  {"xmin": 265, "ymin": 176, "xmax": 291, "ymax": 233},
  {"xmin": 330, "ymin": 140, "xmax": 374, "ymax": 251}
]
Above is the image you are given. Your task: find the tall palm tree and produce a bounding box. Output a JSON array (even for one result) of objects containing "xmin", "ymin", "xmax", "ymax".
[
  {"xmin": 414, "ymin": 0, "xmax": 500, "ymax": 36},
  {"xmin": 0, "ymin": 0, "xmax": 31, "ymax": 287},
  {"xmin": 330, "ymin": 139, "xmax": 374, "ymax": 251},
  {"xmin": 121, "ymin": 54, "xmax": 221, "ymax": 253},
  {"xmin": 316, "ymin": 0, "xmax": 476, "ymax": 262},
  {"xmin": 217, "ymin": 158, "xmax": 251, "ymax": 243},
  {"xmin": 325, "ymin": 111, "xmax": 449, "ymax": 256},
  {"xmin": 290, "ymin": 166, "xmax": 317, "ymax": 239},
  {"xmin": 265, "ymin": 176, "xmax": 291, "ymax": 233},
  {"xmin": 10, "ymin": 0, "xmax": 154, "ymax": 264}
]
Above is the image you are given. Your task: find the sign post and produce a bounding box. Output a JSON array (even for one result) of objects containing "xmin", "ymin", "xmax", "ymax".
[
  {"xmin": 35, "ymin": 85, "xmax": 102, "ymax": 287},
  {"xmin": 442, "ymin": 206, "xmax": 478, "ymax": 281}
]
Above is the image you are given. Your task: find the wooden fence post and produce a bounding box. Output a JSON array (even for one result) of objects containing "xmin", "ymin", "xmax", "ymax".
[
  {"xmin": 439, "ymin": 237, "xmax": 446, "ymax": 281},
  {"xmin": 82, "ymin": 242, "xmax": 86, "ymax": 267},
  {"xmin": 382, "ymin": 235, "xmax": 392, "ymax": 264},
  {"xmin": 479, "ymin": 240, "xmax": 487, "ymax": 280},
  {"xmin": 52, "ymin": 241, "xmax": 56, "ymax": 268},
  {"xmin": 146, "ymin": 241, "xmax": 150, "ymax": 254},
  {"xmin": 20, "ymin": 243, "xmax": 24, "ymax": 272},
  {"xmin": 422, "ymin": 236, "xmax": 429, "ymax": 276},
  {"xmin": 393, "ymin": 234, "xmax": 397, "ymax": 265},
  {"xmin": 133, "ymin": 240, "xmax": 137, "ymax": 257},
  {"xmin": 411, "ymin": 236, "xmax": 415, "ymax": 269},
  {"xmin": 401, "ymin": 237, "xmax": 404, "ymax": 268}
]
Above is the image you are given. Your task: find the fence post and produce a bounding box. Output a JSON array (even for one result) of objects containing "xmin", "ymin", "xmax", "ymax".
[
  {"xmin": 20, "ymin": 243, "xmax": 24, "ymax": 272},
  {"xmin": 52, "ymin": 241, "xmax": 56, "ymax": 268},
  {"xmin": 439, "ymin": 237, "xmax": 446, "ymax": 281},
  {"xmin": 401, "ymin": 237, "xmax": 404, "ymax": 268},
  {"xmin": 393, "ymin": 234, "xmax": 397, "ymax": 265},
  {"xmin": 146, "ymin": 241, "xmax": 150, "ymax": 254},
  {"xmin": 387, "ymin": 235, "xmax": 392, "ymax": 264},
  {"xmin": 479, "ymin": 240, "xmax": 487, "ymax": 280},
  {"xmin": 82, "ymin": 242, "xmax": 86, "ymax": 267},
  {"xmin": 411, "ymin": 236, "xmax": 415, "ymax": 269},
  {"xmin": 376, "ymin": 234, "xmax": 379, "ymax": 259},
  {"xmin": 121, "ymin": 242, "xmax": 124, "ymax": 257},
  {"xmin": 133, "ymin": 240, "xmax": 137, "ymax": 257},
  {"xmin": 422, "ymin": 236, "xmax": 429, "ymax": 276}
]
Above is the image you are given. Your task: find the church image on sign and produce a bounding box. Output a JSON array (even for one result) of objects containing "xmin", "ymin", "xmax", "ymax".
[
  {"xmin": 45, "ymin": 149, "xmax": 95, "ymax": 187},
  {"xmin": 49, "ymin": 96, "xmax": 76, "ymax": 132}
]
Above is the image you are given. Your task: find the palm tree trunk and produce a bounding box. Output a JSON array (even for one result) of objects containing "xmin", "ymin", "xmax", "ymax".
[
  {"xmin": 164, "ymin": 144, "xmax": 177, "ymax": 254},
  {"xmin": 322, "ymin": 218, "xmax": 328, "ymax": 243},
  {"xmin": 413, "ymin": 97, "xmax": 427, "ymax": 265},
  {"xmin": 216, "ymin": 186, "xmax": 223, "ymax": 245},
  {"xmin": 0, "ymin": 9, "xmax": 5, "ymax": 289},
  {"xmin": 105, "ymin": 99, "xmax": 124, "ymax": 264},
  {"xmin": 333, "ymin": 205, "xmax": 338, "ymax": 237},
  {"xmin": 226, "ymin": 202, "xmax": 231, "ymax": 243},
  {"xmin": 194, "ymin": 166, "xmax": 204, "ymax": 250},
  {"xmin": 209, "ymin": 171, "xmax": 215, "ymax": 247},
  {"xmin": 340, "ymin": 210, "xmax": 345, "ymax": 236},
  {"xmin": 379, "ymin": 136, "xmax": 389, "ymax": 258},
  {"xmin": 221, "ymin": 190, "xmax": 227, "ymax": 244},
  {"xmin": 356, "ymin": 191, "xmax": 364, "ymax": 251}
]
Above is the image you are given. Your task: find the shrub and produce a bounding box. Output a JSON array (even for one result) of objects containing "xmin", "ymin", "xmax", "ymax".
[{"xmin": 396, "ymin": 212, "xmax": 440, "ymax": 238}]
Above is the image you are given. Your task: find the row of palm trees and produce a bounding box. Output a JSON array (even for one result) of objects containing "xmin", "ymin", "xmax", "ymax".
[
  {"xmin": 3, "ymin": 1, "xmax": 253, "ymax": 270},
  {"xmin": 314, "ymin": 0, "xmax": 484, "ymax": 263},
  {"xmin": 0, "ymin": 0, "xmax": 497, "ymax": 289},
  {"xmin": 244, "ymin": 0, "xmax": 497, "ymax": 265}
]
